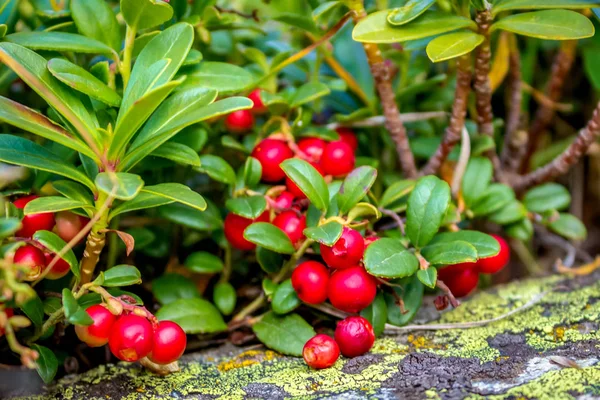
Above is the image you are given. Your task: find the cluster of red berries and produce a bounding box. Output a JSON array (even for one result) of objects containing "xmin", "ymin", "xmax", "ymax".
[
  {"xmin": 438, "ymin": 234, "xmax": 511, "ymax": 297},
  {"xmin": 11, "ymin": 195, "xmax": 90, "ymax": 281},
  {"xmin": 75, "ymin": 305, "xmax": 186, "ymax": 365}
]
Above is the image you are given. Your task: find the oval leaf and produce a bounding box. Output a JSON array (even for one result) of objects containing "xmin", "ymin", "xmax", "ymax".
[
  {"xmin": 420, "ymin": 240, "xmax": 477, "ymax": 265},
  {"xmin": 252, "ymin": 312, "xmax": 315, "ymax": 356},
  {"xmin": 184, "ymin": 62, "xmax": 254, "ymax": 94},
  {"xmin": 363, "ymin": 238, "xmax": 419, "ymax": 278},
  {"xmin": 141, "ymin": 183, "xmax": 206, "ymax": 211},
  {"xmin": 226, "ymin": 196, "xmax": 267, "ymax": 219},
  {"xmin": 33, "ymin": 230, "xmax": 79, "ymax": 278},
  {"xmin": 244, "ymin": 222, "xmax": 295, "ymax": 254},
  {"xmin": 196, "ymin": 155, "xmax": 236, "ymax": 185},
  {"xmin": 32, "ymin": 345, "xmax": 58, "ymax": 384},
  {"xmin": 461, "ymin": 157, "xmax": 493, "ymax": 207},
  {"xmin": 272, "ymin": 279, "xmax": 300, "ymax": 315},
  {"xmin": 406, "ymin": 175, "xmax": 451, "ymax": 248},
  {"xmin": 491, "ymin": 10, "xmax": 594, "ymax": 40},
  {"xmin": 388, "ymin": 0, "xmax": 436, "ymax": 26},
  {"xmin": 281, "ymin": 158, "xmax": 329, "ymax": 212},
  {"xmin": 184, "ymin": 251, "xmax": 224, "ymax": 274},
  {"xmin": 548, "ymin": 213, "xmax": 587, "ymax": 240},
  {"xmin": 152, "ymin": 273, "xmax": 201, "ymax": 305},
  {"xmin": 102, "ymin": 265, "xmax": 142, "ymax": 287},
  {"xmin": 337, "ymin": 166, "xmax": 377, "ymax": 214},
  {"xmin": 156, "ymin": 298, "xmax": 227, "ymax": 334},
  {"xmin": 213, "ymin": 282, "xmax": 236, "ymax": 316},
  {"xmin": 95, "ymin": 172, "xmax": 144, "ymax": 201},
  {"xmin": 303, "ymin": 221, "xmax": 343, "ymax": 246},
  {"xmin": 524, "ymin": 183, "xmax": 571, "ymax": 213},
  {"xmin": 427, "ymin": 31, "xmax": 485, "ymax": 62},
  {"xmin": 360, "ymin": 292, "xmax": 388, "ymax": 337}
]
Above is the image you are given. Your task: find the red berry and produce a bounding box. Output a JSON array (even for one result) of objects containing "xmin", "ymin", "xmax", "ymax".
[
  {"xmin": 251, "ymin": 138, "xmax": 294, "ymax": 182},
  {"xmin": 477, "ymin": 234, "xmax": 510, "ymax": 274},
  {"xmin": 13, "ymin": 244, "xmax": 46, "ymax": 281},
  {"xmin": 336, "ymin": 127, "xmax": 358, "ymax": 151},
  {"xmin": 291, "ymin": 261, "xmax": 329, "ymax": 304},
  {"xmin": 286, "ymin": 162, "xmax": 324, "ymax": 199},
  {"xmin": 321, "ymin": 140, "xmax": 355, "ymax": 177},
  {"xmin": 108, "ymin": 314, "xmax": 154, "ymax": 362},
  {"xmin": 438, "ymin": 263, "xmax": 479, "ymax": 298},
  {"xmin": 320, "ymin": 227, "xmax": 365, "ymax": 269},
  {"xmin": 225, "ymin": 109, "xmax": 255, "ymax": 133},
  {"xmin": 75, "ymin": 305, "xmax": 117, "ymax": 347},
  {"xmin": 13, "ymin": 195, "xmax": 55, "ymax": 238},
  {"xmin": 44, "ymin": 253, "xmax": 71, "ymax": 280},
  {"xmin": 248, "ymin": 89, "xmax": 267, "ymax": 114},
  {"xmin": 298, "ymin": 137, "xmax": 327, "ymax": 162},
  {"xmin": 0, "ymin": 308, "xmax": 14, "ymax": 337},
  {"xmin": 273, "ymin": 191, "xmax": 295, "ymax": 209},
  {"xmin": 273, "ymin": 210, "xmax": 306, "ymax": 245},
  {"xmin": 334, "ymin": 316, "xmax": 375, "ymax": 358},
  {"xmin": 328, "ymin": 266, "xmax": 377, "ymax": 313},
  {"xmin": 224, "ymin": 211, "xmax": 269, "ymax": 251},
  {"xmin": 55, "ymin": 211, "xmax": 89, "ymax": 244},
  {"xmin": 148, "ymin": 320, "xmax": 187, "ymax": 365},
  {"xmin": 303, "ymin": 334, "xmax": 340, "ymax": 369}
]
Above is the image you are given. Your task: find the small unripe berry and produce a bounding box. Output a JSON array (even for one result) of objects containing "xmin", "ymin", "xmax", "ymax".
[
  {"xmin": 273, "ymin": 191, "xmax": 295, "ymax": 209},
  {"xmin": 336, "ymin": 127, "xmax": 358, "ymax": 151},
  {"xmin": 303, "ymin": 334, "xmax": 340, "ymax": 369},
  {"xmin": 75, "ymin": 305, "xmax": 117, "ymax": 347},
  {"xmin": 55, "ymin": 211, "xmax": 89, "ymax": 244},
  {"xmin": 321, "ymin": 140, "xmax": 355, "ymax": 177},
  {"xmin": 225, "ymin": 109, "xmax": 255, "ymax": 133},
  {"xmin": 334, "ymin": 316, "xmax": 375, "ymax": 358},
  {"xmin": 328, "ymin": 266, "xmax": 377, "ymax": 313},
  {"xmin": 13, "ymin": 195, "xmax": 55, "ymax": 238},
  {"xmin": 44, "ymin": 253, "xmax": 71, "ymax": 280},
  {"xmin": 273, "ymin": 210, "xmax": 306, "ymax": 245},
  {"xmin": 224, "ymin": 211, "xmax": 269, "ymax": 251},
  {"xmin": 148, "ymin": 320, "xmax": 187, "ymax": 365},
  {"xmin": 248, "ymin": 89, "xmax": 267, "ymax": 114},
  {"xmin": 251, "ymin": 138, "xmax": 294, "ymax": 182},
  {"xmin": 286, "ymin": 162, "xmax": 324, "ymax": 199},
  {"xmin": 291, "ymin": 261, "xmax": 329, "ymax": 304},
  {"xmin": 320, "ymin": 227, "xmax": 365, "ymax": 269},
  {"xmin": 13, "ymin": 244, "xmax": 46, "ymax": 281},
  {"xmin": 298, "ymin": 137, "xmax": 327, "ymax": 162},
  {"xmin": 108, "ymin": 314, "xmax": 154, "ymax": 362},
  {"xmin": 477, "ymin": 234, "xmax": 510, "ymax": 274},
  {"xmin": 438, "ymin": 263, "xmax": 479, "ymax": 298}
]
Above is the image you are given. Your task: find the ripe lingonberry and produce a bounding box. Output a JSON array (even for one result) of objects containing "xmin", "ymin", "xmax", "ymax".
[
  {"xmin": 437, "ymin": 263, "xmax": 479, "ymax": 298},
  {"xmin": 320, "ymin": 227, "xmax": 365, "ymax": 269},
  {"xmin": 334, "ymin": 316, "xmax": 375, "ymax": 358},
  {"xmin": 248, "ymin": 89, "xmax": 267, "ymax": 114},
  {"xmin": 251, "ymin": 138, "xmax": 294, "ymax": 182},
  {"xmin": 44, "ymin": 253, "xmax": 71, "ymax": 280},
  {"xmin": 328, "ymin": 266, "xmax": 377, "ymax": 313},
  {"xmin": 273, "ymin": 210, "xmax": 306, "ymax": 245},
  {"xmin": 298, "ymin": 137, "xmax": 327, "ymax": 162},
  {"xmin": 75, "ymin": 305, "xmax": 117, "ymax": 347},
  {"xmin": 291, "ymin": 261, "xmax": 329, "ymax": 304},
  {"xmin": 286, "ymin": 162, "xmax": 324, "ymax": 199},
  {"xmin": 225, "ymin": 109, "xmax": 255, "ymax": 133},
  {"xmin": 148, "ymin": 320, "xmax": 187, "ymax": 365},
  {"xmin": 273, "ymin": 191, "xmax": 295, "ymax": 209},
  {"xmin": 13, "ymin": 195, "xmax": 55, "ymax": 238},
  {"xmin": 108, "ymin": 314, "xmax": 154, "ymax": 362},
  {"xmin": 55, "ymin": 211, "xmax": 89, "ymax": 244},
  {"xmin": 477, "ymin": 234, "xmax": 510, "ymax": 274},
  {"xmin": 321, "ymin": 140, "xmax": 355, "ymax": 177},
  {"xmin": 13, "ymin": 244, "xmax": 46, "ymax": 281},
  {"xmin": 303, "ymin": 334, "xmax": 340, "ymax": 369},
  {"xmin": 224, "ymin": 211, "xmax": 269, "ymax": 251},
  {"xmin": 336, "ymin": 127, "xmax": 358, "ymax": 151}
]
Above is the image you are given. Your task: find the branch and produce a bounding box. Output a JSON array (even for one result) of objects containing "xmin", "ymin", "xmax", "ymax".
[
  {"xmin": 474, "ymin": 11, "xmax": 494, "ymax": 137},
  {"xmin": 420, "ymin": 55, "xmax": 472, "ymax": 176}
]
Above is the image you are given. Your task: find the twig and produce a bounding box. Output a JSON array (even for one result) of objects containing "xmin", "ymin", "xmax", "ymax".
[
  {"xmin": 326, "ymin": 112, "xmax": 448, "ymax": 130},
  {"xmin": 378, "ymin": 208, "xmax": 405, "ymax": 235},
  {"xmin": 474, "ymin": 10, "xmax": 494, "ymax": 137},
  {"xmin": 214, "ymin": 5, "xmax": 259, "ymax": 21},
  {"xmin": 435, "ymin": 280, "xmax": 460, "ymax": 308}
]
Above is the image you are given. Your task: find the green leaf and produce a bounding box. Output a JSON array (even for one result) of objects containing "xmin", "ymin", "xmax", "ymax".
[
  {"xmin": 347, "ymin": 202, "xmax": 381, "ymax": 222},
  {"xmin": 226, "ymin": 196, "xmax": 267, "ymax": 219},
  {"xmin": 152, "ymin": 273, "xmax": 200, "ymax": 305},
  {"xmin": 244, "ymin": 222, "xmax": 296, "ymax": 254},
  {"xmin": 353, "ymin": 10, "xmax": 476, "ymax": 43},
  {"xmin": 388, "ymin": 0, "xmax": 436, "ymax": 26},
  {"xmin": 386, "ymin": 276, "xmax": 423, "ymax": 326},
  {"xmin": 24, "ymin": 197, "xmax": 90, "ymax": 215},
  {"xmin": 102, "ymin": 265, "xmax": 142, "ymax": 287},
  {"xmin": 406, "ymin": 176, "xmax": 451, "ymax": 248},
  {"xmin": 196, "ymin": 155, "xmax": 236, "ymax": 185},
  {"xmin": 461, "ymin": 157, "xmax": 493, "ymax": 207},
  {"xmin": 274, "ymin": 12, "xmax": 318, "ymax": 34},
  {"xmin": 0, "ymin": 218, "xmax": 20, "ymax": 239},
  {"xmin": 420, "ymin": 240, "xmax": 477, "ymax": 266},
  {"xmin": 281, "ymin": 159, "xmax": 329, "ymax": 212},
  {"xmin": 213, "ymin": 282, "xmax": 236, "ymax": 316},
  {"xmin": 337, "ymin": 166, "xmax": 377, "ymax": 214},
  {"xmin": 584, "ymin": 45, "xmax": 600, "ymax": 90},
  {"xmin": 0, "ymin": 135, "xmax": 95, "ymax": 190},
  {"xmin": 47, "ymin": 59, "xmax": 121, "ymax": 107},
  {"xmin": 489, "ymin": 200, "xmax": 527, "ymax": 225},
  {"xmin": 426, "ymin": 230, "xmax": 500, "ymax": 259},
  {"xmin": 360, "ymin": 293, "xmax": 387, "ymax": 337},
  {"xmin": 252, "ymin": 312, "xmax": 316, "ymax": 356},
  {"xmin": 150, "ymin": 142, "xmax": 201, "ymax": 167},
  {"xmin": 524, "ymin": 183, "xmax": 571, "ymax": 213},
  {"xmin": 156, "ymin": 298, "xmax": 227, "ymax": 334},
  {"xmin": 256, "ymin": 246, "xmax": 284, "ymax": 274},
  {"xmin": 243, "ymin": 157, "xmax": 262, "ymax": 188},
  {"xmin": 183, "ymin": 62, "xmax": 254, "ymax": 95},
  {"xmin": 492, "ymin": 0, "xmax": 600, "ymax": 15},
  {"xmin": 43, "ymin": 297, "xmax": 62, "ymax": 316},
  {"xmin": 21, "ymin": 294, "xmax": 44, "ymax": 327},
  {"xmin": 62, "ymin": 288, "xmax": 93, "ymax": 326},
  {"xmin": 491, "ymin": 10, "xmax": 594, "ymax": 40},
  {"xmin": 32, "ymin": 345, "xmax": 58, "ymax": 384},
  {"xmin": 313, "ymin": 1, "xmax": 342, "ymax": 21},
  {"xmin": 121, "ymin": 0, "xmax": 174, "ymax": 30},
  {"xmin": 141, "ymin": 183, "xmax": 206, "ymax": 211},
  {"xmin": 184, "ymin": 251, "xmax": 224, "ymax": 274},
  {"xmin": 183, "ymin": 49, "xmax": 203, "ymax": 66},
  {"xmin": 0, "ymin": 24, "xmax": 5, "ymax": 38},
  {"xmin": 33, "ymin": 230, "xmax": 79, "ymax": 278},
  {"xmin": 506, "ymin": 218, "xmax": 534, "ymax": 241},
  {"xmin": 158, "ymin": 201, "xmax": 223, "ymax": 231},
  {"xmin": 470, "ymin": 183, "xmax": 515, "ymax": 216},
  {"xmin": 290, "ymin": 82, "xmax": 331, "ymax": 107},
  {"xmin": 426, "ymin": 31, "xmax": 485, "ymax": 62},
  {"xmin": 95, "ymin": 172, "xmax": 144, "ymax": 201},
  {"xmin": 416, "ymin": 268, "xmax": 437, "ymax": 289},
  {"xmin": 379, "ymin": 180, "xmax": 415, "ymax": 209},
  {"xmin": 548, "ymin": 213, "xmax": 587, "ymax": 240},
  {"xmin": 4, "ymin": 32, "xmax": 115, "ymax": 55},
  {"xmin": 272, "ymin": 279, "xmax": 300, "ymax": 315},
  {"xmin": 109, "ymin": 192, "xmax": 174, "ymax": 219},
  {"xmin": 363, "ymin": 238, "xmax": 419, "ymax": 278},
  {"xmin": 52, "ymin": 180, "xmax": 94, "ymax": 205},
  {"xmin": 303, "ymin": 221, "xmax": 343, "ymax": 246},
  {"xmin": 71, "ymin": 0, "xmax": 121, "ymax": 51}
]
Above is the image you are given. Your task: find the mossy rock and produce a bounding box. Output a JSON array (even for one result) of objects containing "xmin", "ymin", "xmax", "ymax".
[{"xmin": 8, "ymin": 271, "xmax": 600, "ymax": 399}]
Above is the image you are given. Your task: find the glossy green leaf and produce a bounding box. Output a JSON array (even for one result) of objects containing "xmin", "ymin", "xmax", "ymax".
[
  {"xmin": 158, "ymin": 202, "xmax": 223, "ymax": 231},
  {"xmin": 489, "ymin": 200, "xmax": 528, "ymax": 225},
  {"xmin": 184, "ymin": 62, "xmax": 254, "ymax": 94},
  {"xmin": 337, "ymin": 166, "xmax": 377, "ymax": 214},
  {"xmin": 62, "ymin": 288, "xmax": 93, "ymax": 326},
  {"xmin": 95, "ymin": 172, "xmax": 144, "ymax": 201},
  {"xmin": 243, "ymin": 157, "xmax": 262, "ymax": 188},
  {"xmin": 71, "ymin": 0, "xmax": 121, "ymax": 51},
  {"xmin": 363, "ymin": 238, "xmax": 419, "ymax": 278},
  {"xmin": 524, "ymin": 183, "xmax": 571, "ymax": 213},
  {"xmin": 252, "ymin": 312, "xmax": 315, "ymax": 356},
  {"xmin": 290, "ymin": 82, "xmax": 331, "ymax": 107},
  {"xmin": 33, "ymin": 230, "xmax": 79, "ymax": 278},
  {"xmin": 303, "ymin": 221, "xmax": 343, "ymax": 246},
  {"xmin": 256, "ymin": 246, "xmax": 284, "ymax": 274},
  {"xmin": 21, "ymin": 294, "xmax": 44, "ymax": 327},
  {"xmin": 150, "ymin": 142, "xmax": 201, "ymax": 167},
  {"xmin": 196, "ymin": 155, "xmax": 236, "ymax": 185},
  {"xmin": 52, "ymin": 180, "xmax": 94, "ymax": 205},
  {"xmin": 406, "ymin": 176, "xmax": 451, "ymax": 248},
  {"xmin": 213, "ymin": 282, "xmax": 236, "ymax": 316},
  {"xmin": 462, "ymin": 157, "xmax": 493, "ymax": 207},
  {"xmin": 388, "ymin": 0, "xmax": 436, "ymax": 25},
  {"xmin": 156, "ymin": 298, "xmax": 227, "ymax": 334},
  {"xmin": 426, "ymin": 31, "xmax": 485, "ymax": 62},
  {"xmin": 491, "ymin": 10, "xmax": 594, "ymax": 40},
  {"xmin": 471, "ymin": 183, "xmax": 515, "ymax": 216},
  {"xmin": 244, "ymin": 222, "xmax": 295, "ymax": 254},
  {"xmin": 184, "ymin": 251, "xmax": 224, "ymax": 274},
  {"xmin": 274, "ymin": 12, "xmax": 318, "ymax": 33},
  {"xmin": 152, "ymin": 273, "xmax": 201, "ymax": 305},
  {"xmin": 272, "ymin": 279, "xmax": 300, "ymax": 315},
  {"xmin": 313, "ymin": 1, "xmax": 342, "ymax": 21},
  {"xmin": 32, "ymin": 345, "xmax": 58, "ymax": 384},
  {"xmin": 492, "ymin": 0, "xmax": 600, "ymax": 15},
  {"xmin": 5, "ymin": 32, "xmax": 115, "ymax": 55},
  {"xmin": 121, "ymin": 0, "xmax": 174, "ymax": 30},
  {"xmin": 386, "ymin": 276, "xmax": 423, "ymax": 326},
  {"xmin": 416, "ymin": 268, "xmax": 437, "ymax": 289},
  {"xmin": 226, "ymin": 196, "xmax": 267, "ymax": 219},
  {"xmin": 548, "ymin": 213, "xmax": 587, "ymax": 240},
  {"xmin": 506, "ymin": 218, "xmax": 534, "ymax": 241},
  {"xmin": 347, "ymin": 202, "xmax": 382, "ymax": 222},
  {"xmin": 103, "ymin": 265, "xmax": 142, "ymax": 287},
  {"xmin": 360, "ymin": 293, "xmax": 387, "ymax": 336},
  {"xmin": 353, "ymin": 10, "xmax": 476, "ymax": 43},
  {"xmin": 420, "ymin": 240, "xmax": 477, "ymax": 265},
  {"xmin": 109, "ymin": 192, "xmax": 174, "ymax": 219},
  {"xmin": 24, "ymin": 196, "xmax": 91, "ymax": 215},
  {"xmin": 379, "ymin": 180, "xmax": 416, "ymax": 209},
  {"xmin": 281, "ymin": 159, "xmax": 329, "ymax": 212},
  {"xmin": 426, "ymin": 230, "xmax": 500, "ymax": 259},
  {"xmin": 141, "ymin": 183, "xmax": 206, "ymax": 211}
]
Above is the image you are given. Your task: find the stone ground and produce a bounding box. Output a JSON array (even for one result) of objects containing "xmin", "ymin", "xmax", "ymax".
[{"xmin": 5, "ymin": 270, "xmax": 600, "ymax": 399}]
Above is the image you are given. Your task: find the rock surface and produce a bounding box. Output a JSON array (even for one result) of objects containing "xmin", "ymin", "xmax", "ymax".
[{"xmin": 9, "ymin": 271, "xmax": 600, "ymax": 399}]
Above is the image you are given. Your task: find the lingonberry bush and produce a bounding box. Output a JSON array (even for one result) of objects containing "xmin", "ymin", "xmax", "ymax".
[{"xmin": 0, "ymin": 0, "xmax": 598, "ymax": 381}]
